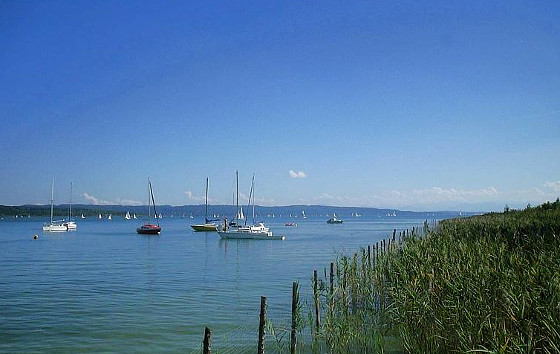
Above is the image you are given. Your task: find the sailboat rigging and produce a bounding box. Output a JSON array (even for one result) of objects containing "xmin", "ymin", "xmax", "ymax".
[
  {"xmin": 191, "ymin": 177, "xmax": 218, "ymax": 232},
  {"xmin": 136, "ymin": 179, "xmax": 161, "ymax": 235},
  {"xmin": 42, "ymin": 178, "xmax": 68, "ymax": 232}
]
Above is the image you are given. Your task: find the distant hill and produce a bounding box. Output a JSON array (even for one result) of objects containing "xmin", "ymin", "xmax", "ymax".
[{"xmin": 0, "ymin": 204, "xmax": 477, "ymax": 219}]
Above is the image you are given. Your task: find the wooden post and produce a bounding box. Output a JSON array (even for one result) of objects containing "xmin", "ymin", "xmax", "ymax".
[
  {"xmin": 291, "ymin": 282, "xmax": 298, "ymax": 354},
  {"xmin": 258, "ymin": 296, "xmax": 267, "ymax": 354},
  {"xmin": 367, "ymin": 245, "xmax": 372, "ymax": 268},
  {"xmin": 329, "ymin": 262, "xmax": 334, "ymax": 297},
  {"xmin": 392, "ymin": 229, "xmax": 396, "ymax": 241},
  {"xmin": 203, "ymin": 327, "xmax": 212, "ymax": 354},
  {"xmin": 313, "ymin": 270, "xmax": 321, "ymax": 333}
]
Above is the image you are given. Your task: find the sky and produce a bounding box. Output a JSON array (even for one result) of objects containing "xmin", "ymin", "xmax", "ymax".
[{"xmin": 1, "ymin": 0, "xmax": 559, "ymax": 211}]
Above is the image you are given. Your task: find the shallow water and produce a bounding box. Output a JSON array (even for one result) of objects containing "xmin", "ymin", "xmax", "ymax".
[{"xmin": 0, "ymin": 216, "xmax": 427, "ymax": 352}]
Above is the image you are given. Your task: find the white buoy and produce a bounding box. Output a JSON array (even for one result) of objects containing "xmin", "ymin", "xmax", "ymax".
[{"xmin": 33, "ymin": 234, "xmax": 39, "ymax": 240}]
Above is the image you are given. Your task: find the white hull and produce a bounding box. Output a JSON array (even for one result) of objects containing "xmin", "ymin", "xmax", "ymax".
[
  {"xmin": 64, "ymin": 221, "xmax": 77, "ymax": 230},
  {"xmin": 218, "ymin": 231, "xmax": 285, "ymax": 240},
  {"xmin": 43, "ymin": 224, "xmax": 68, "ymax": 232}
]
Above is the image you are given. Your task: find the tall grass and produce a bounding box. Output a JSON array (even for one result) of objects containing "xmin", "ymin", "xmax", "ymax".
[{"xmin": 316, "ymin": 200, "xmax": 560, "ymax": 353}]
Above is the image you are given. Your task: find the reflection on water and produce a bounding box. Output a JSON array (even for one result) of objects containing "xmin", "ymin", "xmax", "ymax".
[{"xmin": 0, "ymin": 217, "xmax": 429, "ymax": 351}]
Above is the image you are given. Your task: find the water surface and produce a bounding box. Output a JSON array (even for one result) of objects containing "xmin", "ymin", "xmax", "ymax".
[{"xmin": 0, "ymin": 216, "xmax": 427, "ymax": 352}]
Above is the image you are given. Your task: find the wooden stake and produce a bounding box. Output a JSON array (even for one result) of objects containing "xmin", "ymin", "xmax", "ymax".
[
  {"xmin": 313, "ymin": 270, "xmax": 321, "ymax": 333},
  {"xmin": 291, "ymin": 282, "xmax": 298, "ymax": 354},
  {"xmin": 203, "ymin": 327, "xmax": 211, "ymax": 354},
  {"xmin": 258, "ymin": 296, "xmax": 267, "ymax": 354}
]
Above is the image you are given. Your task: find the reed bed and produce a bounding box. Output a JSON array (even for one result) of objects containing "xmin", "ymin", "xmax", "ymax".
[{"xmin": 314, "ymin": 200, "xmax": 560, "ymax": 353}]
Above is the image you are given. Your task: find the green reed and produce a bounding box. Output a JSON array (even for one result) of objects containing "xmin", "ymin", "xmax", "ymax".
[{"xmin": 313, "ymin": 200, "xmax": 560, "ymax": 353}]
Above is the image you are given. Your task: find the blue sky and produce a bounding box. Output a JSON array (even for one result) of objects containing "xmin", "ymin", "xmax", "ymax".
[{"xmin": 1, "ymin": 0, "xmax": 559, "ymax": 211}]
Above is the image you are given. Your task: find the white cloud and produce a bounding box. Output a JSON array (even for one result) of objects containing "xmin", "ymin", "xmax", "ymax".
[
  {"xmin": 82, "ymin": 192, "xmax": 112, "ymax": 205},
  {"xmin": 184, "ymin": 191, "xmax": 206, "ymax": 202},
  {"xmin": 82, "ymin": 193, "xmax": 142, "ymax": 206},
  {"xmin": 544, "ymin": 181, "xmax": 560, "ymax": 192},
  {"xmin": 289, "ymin": 170, "xmax": 307, "ymax": 178}
]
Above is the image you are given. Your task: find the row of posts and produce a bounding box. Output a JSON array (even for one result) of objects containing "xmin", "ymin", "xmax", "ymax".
[{"xmin": 201, "ymin": 226, "xmax": 429, "ymax": 353}]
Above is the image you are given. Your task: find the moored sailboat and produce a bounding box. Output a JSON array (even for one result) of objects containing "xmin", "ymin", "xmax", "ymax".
[
  {"xmin": 218, "ymin": 174, "xmax": 284, "ymax": 240},
  {"xmin": 42, "ymin": 178, "xmax": 68, "ymax": 232},
  {"xmin": 63, "ymin": 182, "xmax": 77, "ymax": 230},
  {"xmin": 137, "ymin": 179, "xmax": 161, "ymax": 235},
  {"xmin": 191, "ymin": 177, "xmax": 218, "ymax": 232}
]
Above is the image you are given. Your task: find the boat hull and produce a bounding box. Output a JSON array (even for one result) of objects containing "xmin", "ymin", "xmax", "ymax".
[
  {"xmin": 43, "ymin": 224, "xmax": 68, "ymax": 232},
  {"xmin": 326, "ymin": 220, "xmax": 343, "ymax": 224},
  {"xmin": 191, "ymin": 224, "xmax": 218, "ymax": 232},
  {"xmin": 136, "ymin": 225, "xmax": 161, "ymax": 235},
  {"xmin": 217, "ymin": 231, "xmax": 285, "ymax": 240}
]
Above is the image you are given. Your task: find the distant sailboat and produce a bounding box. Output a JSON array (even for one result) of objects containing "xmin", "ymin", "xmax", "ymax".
[
  {"xmin": 42, "ymin": 178, "xmax": 68, "ymax": 232},
  {"xmin": 191, "ymin": 177, "xmax": 219, "ymax": 232},
  {"xmin": 98, "ymin": 213, "xmax": 102, "ymax": 219},
  {"xmin": 133, "ymin": 213, "xmax": 137, "ymax": 219},
  {"xmin": 81, "ymin": 214, "xmax": 86, "ymax": 219},
  {"xmin": 107, "ymin": 214, "xmax": 112, "ymax": 220},
  {"xmin": 125, "ymin": 211, "xmax": 131, "ymax": 220},
  {"xmin": 301, "ymin": 210, "xmax": 307, "ymax": 219},
  {"xmin": 137, "ymin": 178, "xmax": 161, "ymax": 235},
  {"xmin": 327, "ymin": 213, "xmax": 343, "ymax": 224},
  {"xmin": 63, "ymin": 182, "xmax": 77, "ymax": 230}
]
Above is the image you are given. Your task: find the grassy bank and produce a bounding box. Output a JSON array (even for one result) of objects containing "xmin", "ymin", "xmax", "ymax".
[{"xmin": 315, "ymin": 200, "xmax": 560, "ymax": 353}]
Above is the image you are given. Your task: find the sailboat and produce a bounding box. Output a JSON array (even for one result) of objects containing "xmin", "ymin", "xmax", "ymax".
[
  {"xmin": 237, "ymin": 207, "xmax": 245, "ymax": 221},
  {"xmin": 327, "ymin": 213, "xmax": 343, "ymax": 224},
  {"xmin": 191, "ymin": 177, "xmax": 218, "ymax": 232},
  {"xmin": 81, "ymin": 214, "xmax": 86, "ymax": 219},
  {"xmin": 137, "ymin": 179, "xmax": 161, "ymax": 235},
  {"xmin": 133, "ymin": 213, "xmax": 137, "ymax": 219},
  {"xmin": 218, "ymin": 174, "xmax": 284, "ymax": 240},
  {"xmin": 301, "ymin": 210, "xmax": 307, "ymax": 219},
  {"xmin": 63, "ymin": 182, "xmax": 77, "ymax": 230},
  {"xmin": 98, "ymin": 213, "xmax": 102, "ymax": 219},
  {"xmin": 125, "ymin": 211, "xmax": 131, "ymax": 220},
  {"xmin": 107, "ymin": 214, "xmax": 112, "ymax": 220},
  {"xmin": 43, "ymin": 178, "xmax": 68, "ymax": 232}
]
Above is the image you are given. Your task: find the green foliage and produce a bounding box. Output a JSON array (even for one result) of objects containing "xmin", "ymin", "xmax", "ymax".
[{"xmin": 318, "ymin": 200, "xmax": 560, "ymax": 353}]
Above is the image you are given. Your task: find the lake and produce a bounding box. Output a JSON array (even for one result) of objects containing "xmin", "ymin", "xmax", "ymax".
[{"xmin": 0, "ymin": 216, "xmax": 428, "ymax": 352}]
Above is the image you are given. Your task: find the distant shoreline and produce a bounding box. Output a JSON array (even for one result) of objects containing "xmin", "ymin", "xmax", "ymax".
[{"xmin": 0, "ymin": 204, "xmax": 478, "ymax": 218}]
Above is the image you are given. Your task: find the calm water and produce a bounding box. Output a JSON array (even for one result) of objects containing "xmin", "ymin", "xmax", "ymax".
[{"xmin": 0, "ymin": 216, "xmax": 426, "ymax": 352}]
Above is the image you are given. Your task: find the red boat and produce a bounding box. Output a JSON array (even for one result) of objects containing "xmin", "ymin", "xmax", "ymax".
[
  {"xmin": 136, "ymin": 179, "xmax": 161, "ymax": 235},
  {"xmin": 137, "ymin": 224, "xmax": 161, "ymax": 235}
]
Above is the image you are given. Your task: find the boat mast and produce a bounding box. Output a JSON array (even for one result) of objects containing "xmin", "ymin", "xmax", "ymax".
[
  {"xmin": 245, "ymin": 175, "xmax": 254, "ymax": 226},
  {"xmin": 205, "ymin": 177, "xmax": 209, "ymax": 223},
  {"xmin": 147, "ymin": 179, "xmax": 151, "ymax": 221},
  {"xmin": 50, "ymin": 177, "xmax": 54, "ymax": 225},
  {"xmin": 252, "ymin": 174, "xmax": 255, "ymax": 225},
  {"xmin": 149, "ymin": 179, "xmax": 159, "ymax": 226},
  {"xmin": 236, "ymin": 170, "xmax": 239, "ymax": 222},
  {"xmin": 69, "ymin": 182, "xmax": 73, "ymax": 220}
]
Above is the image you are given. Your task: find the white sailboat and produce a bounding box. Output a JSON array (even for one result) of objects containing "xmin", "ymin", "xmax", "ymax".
[
  {"xmin": 301, "ymin": 210, "xmax": 307, "ymax": 219},
  {"xmin": 133, "ymin": 213, "xmax": 137, "ymax": 219},
  {"xmin": 191, "ymin": 177, "xmax": 219, "ymax": 232},
  {"xmin": 107, "ymin": 214, "xmax": 112, "ymax": 220},
  {"xmin": 98, "ymin": 213, "xmax": 102, "ymax": 219},
  {"xmin": 43, "ymin": 178, "xmax": 68, "ymax": 232},
  {"xmin": 125, "ymin": 211, "xmax": 131, "ymax": 220},
  {"xmin": 63, "ymin": 182, "xmax": 77, "ymax": 230},
  {"xmin": 218, "ymin": 173, "xmax": 284, "ymax": 240},
  {"xmin": 81, "ymin": 213, "xmax": 86, "ymax": 219}
]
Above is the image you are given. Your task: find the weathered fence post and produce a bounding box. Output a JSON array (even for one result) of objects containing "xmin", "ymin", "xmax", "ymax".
[
  {"xmin": 313, "ymin": 270, "xmax": 321, "ymax": 334},
  {"xmin": 258, "ymin": 296, "xmax": 267, "ymax": 354},
  {"xmin": 392, "ymin": 229, "xmax": 396, "ymax": 241},
  {"xmin": 291, "ymin": 282, "xmax": 299, "ymax": 354},
  {"xmin": 203, "ymin": 327, "xmax": 212, "ymax": 354}
]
